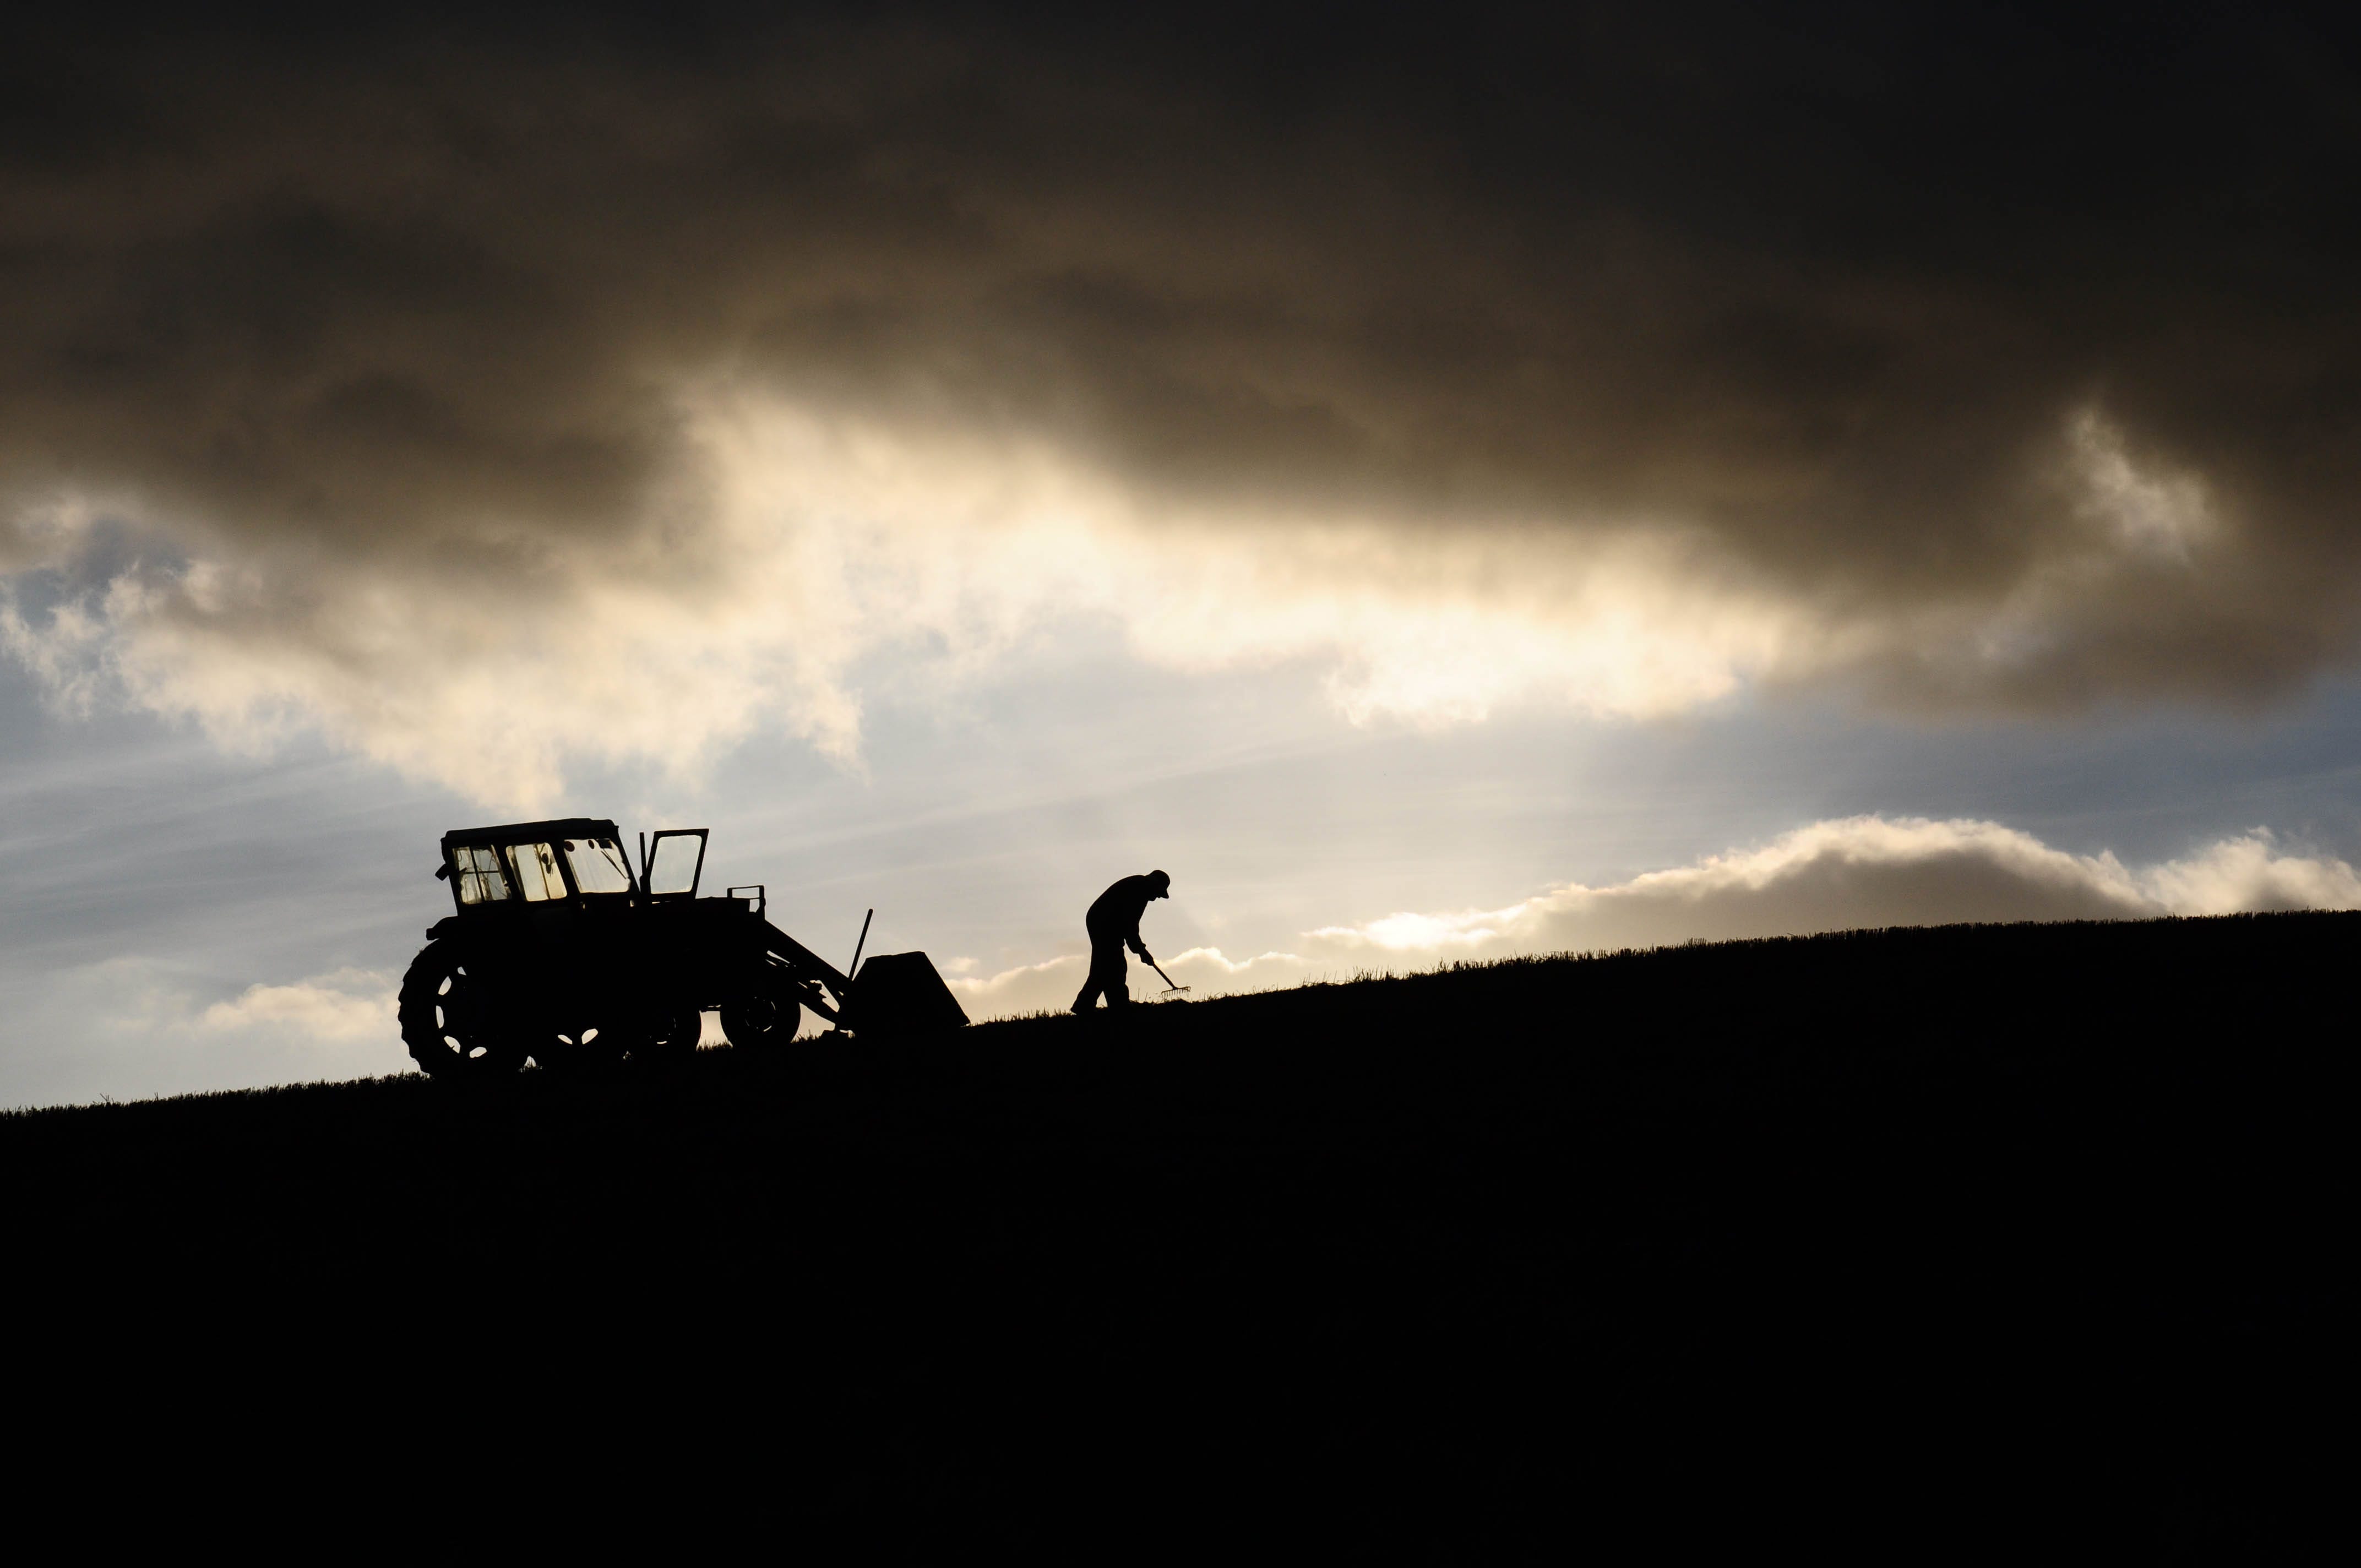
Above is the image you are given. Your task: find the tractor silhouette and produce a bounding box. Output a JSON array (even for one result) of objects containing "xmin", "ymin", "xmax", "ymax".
[{"xmin": 400, "ymin": 818, "xmax": 966, "ymax": 1077}]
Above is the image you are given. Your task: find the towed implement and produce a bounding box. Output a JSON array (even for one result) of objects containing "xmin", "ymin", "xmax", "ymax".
[{"xmin": 399, "ymin": 818, "xmax": 966, "ymax": 1077}]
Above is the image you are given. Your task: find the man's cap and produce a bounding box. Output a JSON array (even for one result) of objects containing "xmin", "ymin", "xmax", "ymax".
[{"xmin": 1147, "ymin": 869, "xmax": 1171, "ymax": 894}]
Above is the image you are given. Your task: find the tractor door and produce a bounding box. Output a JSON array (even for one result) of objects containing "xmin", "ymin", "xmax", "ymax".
[
  {"xmin": 507, "ymin": 840, "xmax": 581, "ymax": 940},
  {"xmin": 641, "ymin": 829, "xmax": 709, "ymax": 899},
  {"xmin": 469, "ymin": 840, "xmax": 578, "ymax": 1023},
  {"xmin": 558, "ymin": 834, "xmax": 639, "ymax": 973}
]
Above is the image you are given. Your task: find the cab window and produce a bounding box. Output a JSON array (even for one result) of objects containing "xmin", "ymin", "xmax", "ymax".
[
  {"xmin": 646, "ymin": 833, "xmax": 703, "ymax": 896},
  {"xmin": 451, "ymin": 845, "xmax": 512, "ymax": 905},
  {"xmin": 563, "ymin": 837, "xmax": 633, "ymax": 895},
  {"xmin": 508, "ymin": 842, "xmax": 568, "ymax": 902}
]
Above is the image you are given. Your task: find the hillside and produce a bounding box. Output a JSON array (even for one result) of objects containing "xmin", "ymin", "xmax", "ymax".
[{"xmin": 7, "ymin": 914, "xmax": 2337, "ymax": 1550}]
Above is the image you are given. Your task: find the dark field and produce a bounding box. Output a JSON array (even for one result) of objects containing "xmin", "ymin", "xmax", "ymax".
[{"xmin": 8, "ymin": 915, "xmax": 2339, "ymax": 1550}]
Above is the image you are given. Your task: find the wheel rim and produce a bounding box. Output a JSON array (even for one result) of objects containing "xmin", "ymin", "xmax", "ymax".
[
  {"xmin": 632, "ymin": 1004, "xmax": 701, "ymax": 1062},
  {"xmin": 721, "ymin": 984, "xmax": 798, "ymax": 1049},
  {"xmin": 436, "ymin": 965, "xmax": 497, "ymax": 1062},
  {"xmin": 659, "ymin": 1005, "xmax": 701, "ymax": 1051},
  {"xmin": 401, "ymin": 945, "xmax": 524, "ymax": 1076}
]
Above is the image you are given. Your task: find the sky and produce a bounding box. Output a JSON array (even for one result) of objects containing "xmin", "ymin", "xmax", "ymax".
[{"xmin": 6, "ymin": 3, "xmax": 2361, "ymax": 1105}]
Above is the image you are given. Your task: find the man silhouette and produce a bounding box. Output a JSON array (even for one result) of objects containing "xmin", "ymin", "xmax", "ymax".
[{"xmin": 1073, "ymin": 870, "xmax": 1171, "ymax": 1013}]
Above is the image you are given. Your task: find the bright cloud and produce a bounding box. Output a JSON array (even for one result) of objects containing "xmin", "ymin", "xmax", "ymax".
[
  {"xmin": 0, "ymin": 395, "xmax": 1805, "ymax": 808},
  {"xmin": 197, "ymin": 967, "xmax": 399, "ymax": 1045},
  {"xmin": 1313, "ymin": 818, "xmax": 2361, "ymax": 959},
  {"xmin": 1, "ymin": 396, "xmax": 2224, "ymax": 812}
]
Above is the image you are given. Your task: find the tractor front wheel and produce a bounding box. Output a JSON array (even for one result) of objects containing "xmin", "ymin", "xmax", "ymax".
[
  {"xmin": 398, "ymin": 943, "xmax": 525, "ymax": 1079},
  {"xmin": 720, "ymin": 982, "xmax": 800, "ymax": 1050},
  {"xmin": 633, "ymin": 1001, "xmax": 704, "ymax": 1066}
]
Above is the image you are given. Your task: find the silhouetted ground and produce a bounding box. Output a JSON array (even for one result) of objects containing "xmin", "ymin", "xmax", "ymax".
[{"xmin": 6, "ymin": 915, "xmax": 2337, "ymax": 1551}]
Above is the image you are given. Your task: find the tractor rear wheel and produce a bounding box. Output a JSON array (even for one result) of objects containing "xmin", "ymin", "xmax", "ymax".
[
  {"xmin": 720, "ymin": 982, "xmax": 800, "ymax": 1050},
  {"xmin": 398, "ymin": 943, "xmax": 525, "ymax": 1079}
]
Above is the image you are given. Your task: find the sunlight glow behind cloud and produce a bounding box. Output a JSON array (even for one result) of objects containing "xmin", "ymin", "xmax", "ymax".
[{"xmin": 0, "ymin": 396, "xmax": 2235, "ymax": 809}]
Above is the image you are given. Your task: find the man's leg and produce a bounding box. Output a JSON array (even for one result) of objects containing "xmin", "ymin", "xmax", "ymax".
[
  {"xmin": 1073, "ymin": 934, "xmax": 1111, "ymax": 1012},
  {"xmin": 1073, "ymin": 937, "xmax": 1129, "ymax": 1012},
  {"xmin": 1097, "ymin": 940, "xmax": 1133, "ymax": 1008}
]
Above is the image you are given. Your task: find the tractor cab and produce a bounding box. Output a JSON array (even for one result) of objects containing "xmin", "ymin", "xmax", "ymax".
[{"xmin": 437, "ymin": 818, "xmax": 710, "ymax": 911}]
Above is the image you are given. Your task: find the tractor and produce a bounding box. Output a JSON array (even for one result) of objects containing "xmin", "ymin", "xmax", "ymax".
[{"xmin": 399, "ymin": 818, "xmax": 966, "ymax": 1077}]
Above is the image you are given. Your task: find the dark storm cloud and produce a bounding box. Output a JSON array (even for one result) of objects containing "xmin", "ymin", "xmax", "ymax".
[{"xmin": 5, "ymin": 2, "xmax": 2361, "ymax": 707}]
